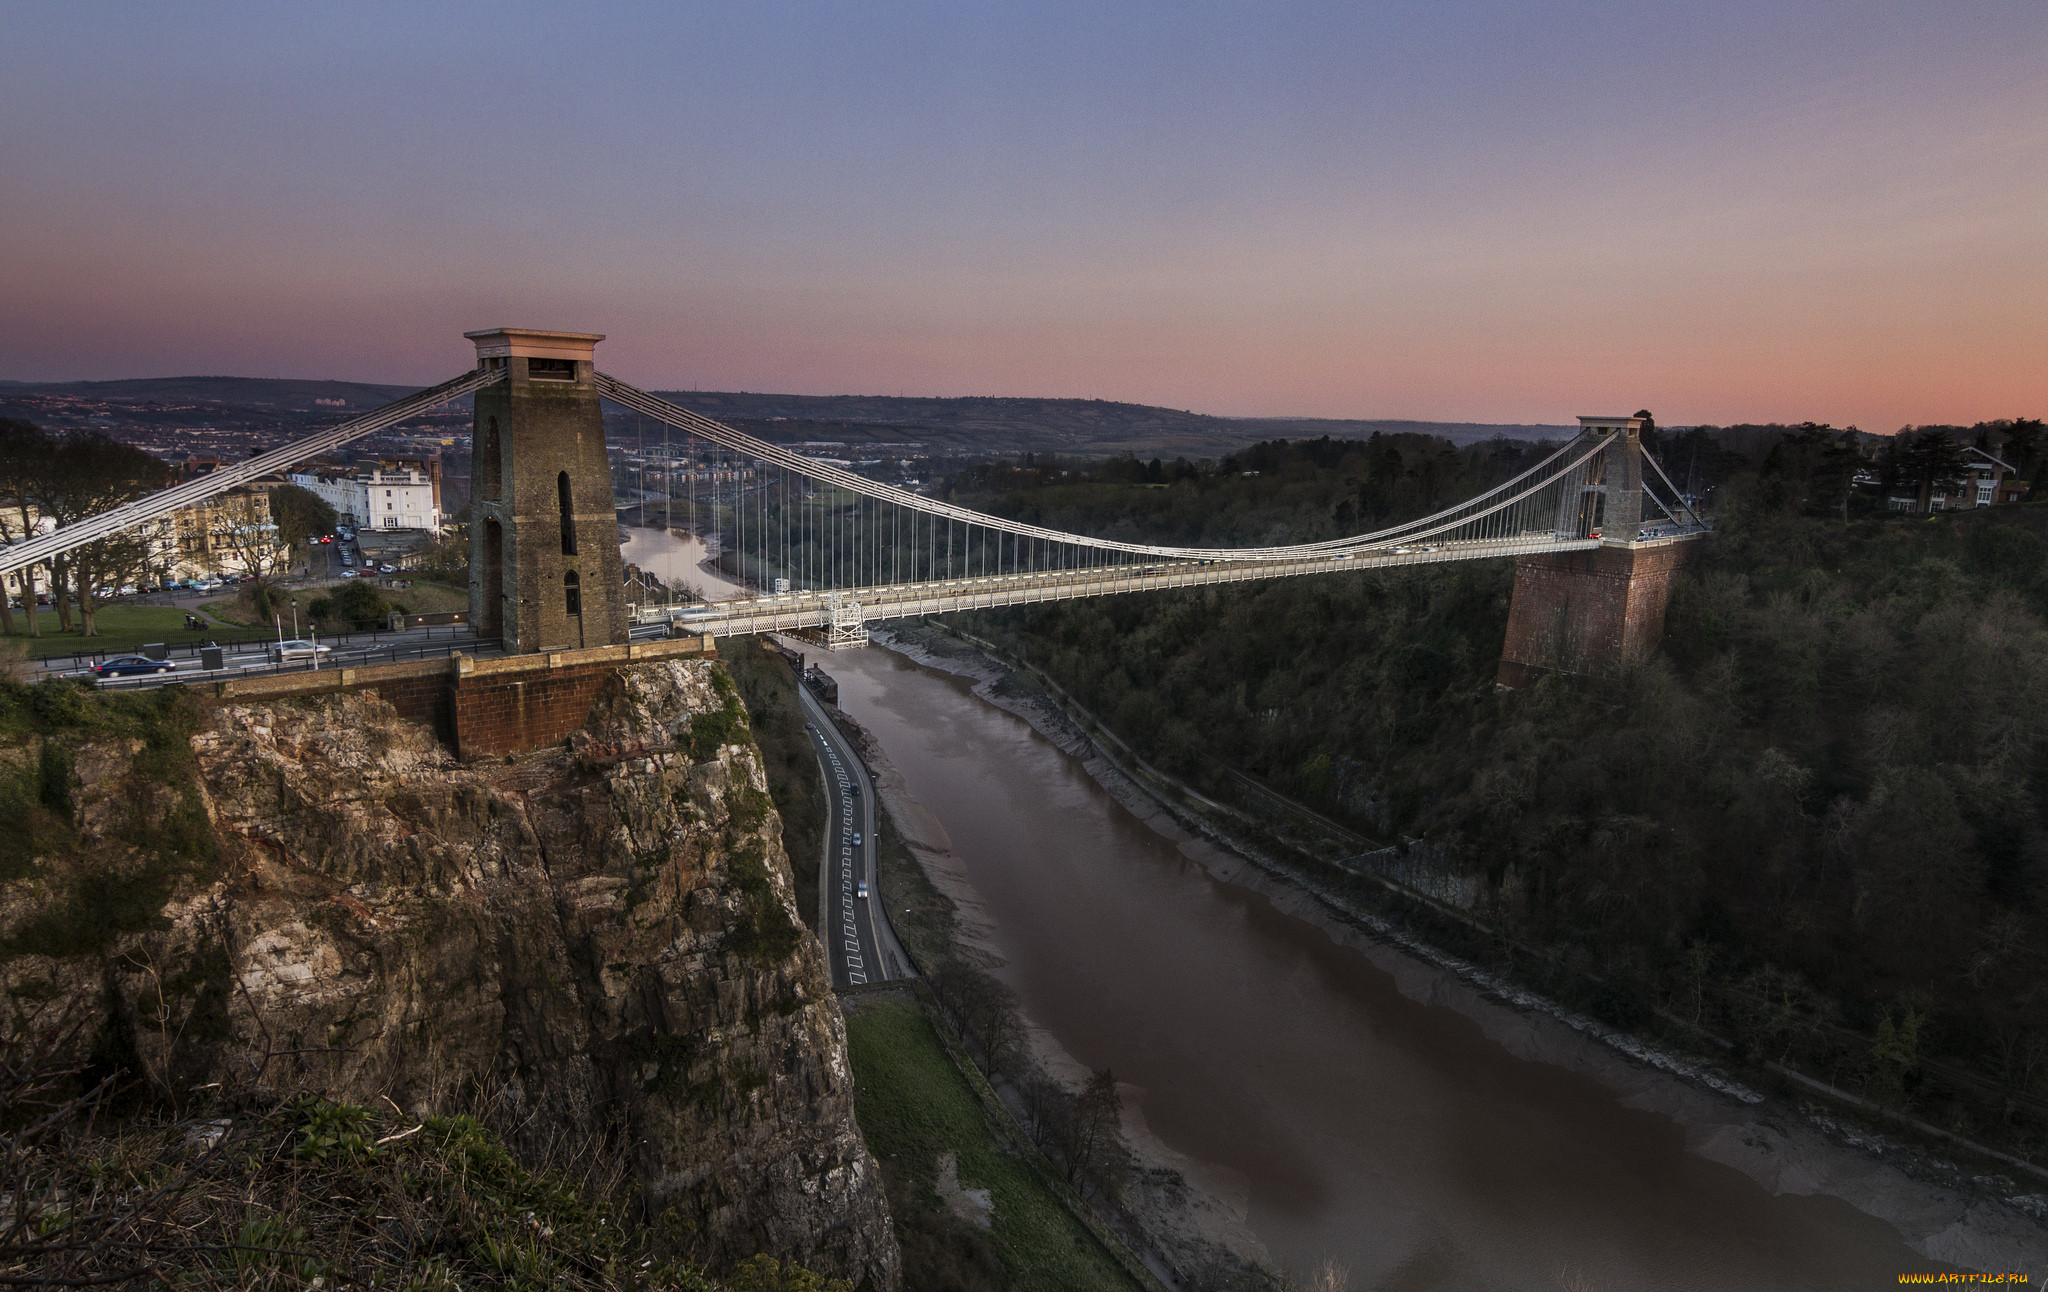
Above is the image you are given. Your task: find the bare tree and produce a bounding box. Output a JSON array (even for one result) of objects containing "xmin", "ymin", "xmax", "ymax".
[
  {"xmin": 0, "ymin": 420, "xmax": 55, "ymax": 638},
  {"xmin": 1065, "ymin": 1068, "xmax": 1130, "ymax": 1201},
  {"xmin": 207, "ymin": 490, "xmax": 292, "ymax": 586},
  {"xmin": 28, "ymin": 433, "xmax": 171, "ymax": 637}
]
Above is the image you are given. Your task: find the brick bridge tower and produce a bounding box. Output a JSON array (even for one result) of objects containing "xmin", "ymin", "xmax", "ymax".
[
  {"xmin": 465, "ymin": 328, "xmax": 630, "ymax": 653},
  {"xmin": 1495, "ymin": 414, "xmax": 1698, "ymax": 686}
]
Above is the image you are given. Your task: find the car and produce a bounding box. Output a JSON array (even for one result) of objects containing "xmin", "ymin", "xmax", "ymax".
[
  {"xmin": 93, "ymin": 655, "xmax": 176, "ymax": 678},
  {"xmin": 268, "ymin": 639, "xmax": 332, "ymax": 661},
  {"xmin": 855, "ymin": 881, "xmax": 868, "ymax": 900},
  {"xmin": 851, "ymin": 832, "xmax": 862, "ymax": 847},
  {"xmin": 848, "ymin": 783, "xmax": 859, "ymax": 796},
  {"xmin": 340, "ymin": 570, "xmax": 357, "ymax": 578},
  {"xmin": 378, "ymin": 564, "xmax": 396, "ymax": 574}
]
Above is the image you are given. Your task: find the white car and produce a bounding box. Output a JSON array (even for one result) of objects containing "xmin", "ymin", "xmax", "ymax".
[{"xmin": 269, "ymin": 639, "xmax": 332, "ymax": 661}]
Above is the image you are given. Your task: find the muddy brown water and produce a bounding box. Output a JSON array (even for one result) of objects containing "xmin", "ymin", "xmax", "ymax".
[
  {"xmin": 619, "ymin": 526, "xmax": 747, "ymax": 601},
  {"xmin": 826, "ymin": 643, "xmax": 1936, "ymax": 1291}
]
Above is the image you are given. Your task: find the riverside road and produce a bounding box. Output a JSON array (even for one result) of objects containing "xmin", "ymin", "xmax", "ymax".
[{"xmin": 796, "ymin": 677, "xmax": 911, "ymax": 989}]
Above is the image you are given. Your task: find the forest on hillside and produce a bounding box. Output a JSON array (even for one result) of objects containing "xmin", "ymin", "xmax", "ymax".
[{"xmin": 945, "ymin": 421, "xmax": 2048, "ymax": 1161}]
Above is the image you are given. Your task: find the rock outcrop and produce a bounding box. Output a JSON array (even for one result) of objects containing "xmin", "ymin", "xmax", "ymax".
[{"xmin": 0, "ymin": 660, "xmax": 899, "ymax": 1288}]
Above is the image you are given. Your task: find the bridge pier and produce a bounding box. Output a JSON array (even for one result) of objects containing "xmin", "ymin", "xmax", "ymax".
[
  {"xmin": 1496, "ymin": 414, "xmax": 1697, "ymax": 686},
  {"xmin": 1495, "ymin": 539, "xmax": 1697, "ymax": 686}
]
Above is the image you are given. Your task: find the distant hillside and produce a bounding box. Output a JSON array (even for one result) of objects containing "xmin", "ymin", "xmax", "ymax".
[
  {"xmin": 0, "ymin": 374, "xmax": 1573, "ymax": 461},
  {"xmin": 0, "ymin": 375, "xmax": 419, "ymax": 411},
  {"xmin": 0, "ymin": 376, "xmax": 466, "ymax": 465},
  {"xmin": 652, "ymin": 389, "xmax": 1572, "ymax": 458}
]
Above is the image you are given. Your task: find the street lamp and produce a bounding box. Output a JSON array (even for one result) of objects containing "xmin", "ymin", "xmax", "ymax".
[{"xmin": 290, "ymin": 597, "xmax": 298, "ymax": 639}]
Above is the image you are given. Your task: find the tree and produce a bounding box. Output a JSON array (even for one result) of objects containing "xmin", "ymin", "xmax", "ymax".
[
  {"xmin": 311, "ymin": 579, "xmax": 389, "ymax": 629},
  {"xmin": 1064, "ymin": 1068, "xmax": 1130, "ymax": 1201},
  {"xmin": 2003, "ymin": 417, "xmax": 2042, "ymax": 477},
  {"xmin": 31, "ymin": 432, "xmax": 172, "ymax": 636},
  {"xmin": 1903, "ymin": 429, "xmax": 1966, "ymax": 510},
  {"xmin": 0, "ymin": 419, "xmax": 56, "ymax": 637},
  {"xmin": 206, "ymin": 491, "xmax": 291, "ymax": 585},
  {"xmin": 265, "ymin": 483, "xmax": 338, "ymax": 570}
]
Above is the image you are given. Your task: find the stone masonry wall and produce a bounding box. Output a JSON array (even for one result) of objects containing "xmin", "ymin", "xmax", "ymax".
[
  {"xmin": 1497, "ymin": 540, "xmax": 1696, "ymax": 686},
  {"xmin": 202, "ymin": 636, "xmax": 719, "ymax": 760},
  {"xmin": 449, "ymin": 662, "xmax": 616, "ymax": 758}
]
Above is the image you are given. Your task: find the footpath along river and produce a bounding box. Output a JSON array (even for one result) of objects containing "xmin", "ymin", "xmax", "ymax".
[{"xmin": 821, "ymin": 640, "xmax": 1964, "ymax": 1291}]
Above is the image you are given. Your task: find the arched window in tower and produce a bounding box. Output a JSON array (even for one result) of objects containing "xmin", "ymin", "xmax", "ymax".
[
  {"xmin": 557, "ymin": 471, "xmax": 577, "ymax": 555},
  {"xmin": 564, "ymin": 570, "xmax": 581, "ymax": 617},
  {"xmin": 477, "ymin": 416, "xmax": 501, "ymax": 500}
]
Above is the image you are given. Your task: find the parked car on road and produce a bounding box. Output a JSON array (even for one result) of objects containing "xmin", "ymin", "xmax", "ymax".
[
  {"xmin": 268, "ymin": 639, "xmax": 332, "ymax": 661},
  {"xmin": 378, "ymin": 564, "xmax": 396, "ymax": 574},
  {"xmin": 852, "ymin": 832, "xmax": 862, "ymax": 847},
  {"xmin": 93, "ymin": 656, "xmax": 177, "ymax": 678}
]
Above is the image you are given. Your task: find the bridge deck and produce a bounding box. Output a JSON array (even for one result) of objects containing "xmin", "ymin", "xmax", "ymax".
[{"xmin": 647, "ymin": 533, "xmax": 1634, "ymax": 640}]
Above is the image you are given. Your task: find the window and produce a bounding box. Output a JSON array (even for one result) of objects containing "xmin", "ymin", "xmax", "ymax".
[
  {"xmin": 557, "ymin": 471, "xmax": 577, "ymax": 555},
  {"xmin": 564, "ymin": 570, "xmax": 581, "ymax": 616},
  {"xmin": 478, "ymin": 416, "xmax": 502, "ymax": 499},
  {"xmin": 528, "ymin": 357, "xmax": 575, "ymax": 382},
  {"xmin": 383, "ymin": 516, "xmax": 399, "ymax": 529}
]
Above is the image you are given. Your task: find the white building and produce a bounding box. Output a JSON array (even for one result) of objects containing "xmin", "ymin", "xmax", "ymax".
[{"xmin": 289, "ymin": 460, "xmax": 443, "ymax": 533}]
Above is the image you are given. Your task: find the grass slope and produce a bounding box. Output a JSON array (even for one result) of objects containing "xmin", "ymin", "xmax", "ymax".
[
  {"xmin": 17, "ymin": 605, "xmax": 271, "ymax": 658},
  {"xmin": 844, "ymin": 996, "xmax": 1138, "ymax": 1292}
]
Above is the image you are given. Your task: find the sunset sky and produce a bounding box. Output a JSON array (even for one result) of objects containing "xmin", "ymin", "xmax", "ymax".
[{"xmin": 1, "ymin": 1, "xmax": 2042, "ymax": 429}]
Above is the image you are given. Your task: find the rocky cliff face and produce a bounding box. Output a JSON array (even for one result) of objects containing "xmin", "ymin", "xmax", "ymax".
[{"xmin": 0, "ymin": 660, "xmax": 899, "ymax": 1288}]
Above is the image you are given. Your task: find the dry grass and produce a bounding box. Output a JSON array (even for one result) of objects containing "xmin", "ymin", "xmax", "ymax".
[{"xmin": 0, "ymin": 1012, "xmax": 850, "ymax": 1291}]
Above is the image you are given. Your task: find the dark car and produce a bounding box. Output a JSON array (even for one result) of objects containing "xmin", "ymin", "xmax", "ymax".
[{"xmin": 93, "ymin": 656, "xmax": 177, "ymax": 678}]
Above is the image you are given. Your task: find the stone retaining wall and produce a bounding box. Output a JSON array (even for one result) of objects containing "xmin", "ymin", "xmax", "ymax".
[{"xmin": 200, "ymin": 634, "xmax": 718, "ymax": 757}]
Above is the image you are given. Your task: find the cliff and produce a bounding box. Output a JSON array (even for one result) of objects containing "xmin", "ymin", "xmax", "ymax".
[{"xmin": 0, "ymin": 661, "xmax": 899, "ymax": 1287}]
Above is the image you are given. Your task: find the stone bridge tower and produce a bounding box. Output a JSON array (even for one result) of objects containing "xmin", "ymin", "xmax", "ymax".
[
  {"xmin": 1495, "ymin": 415, "xmax": 1697, "ymax": 686},
  {"xmin": 465, "ymin": 328, "xmax": 629, "ymax": 653}
]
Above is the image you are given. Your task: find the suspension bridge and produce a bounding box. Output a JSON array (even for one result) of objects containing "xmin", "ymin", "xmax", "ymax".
[{"xmin": 2, "ymin": 328, "xmax": 1707, "ymax": 681}]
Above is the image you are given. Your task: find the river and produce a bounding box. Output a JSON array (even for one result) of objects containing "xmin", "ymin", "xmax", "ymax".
[
  {"xmin": 822, "ymin": 641, "xmax": 1946, "ymax": 1291},
  {"xmin": 619, "ymin": 525, "xmax": 748, "ymax": 602}
]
